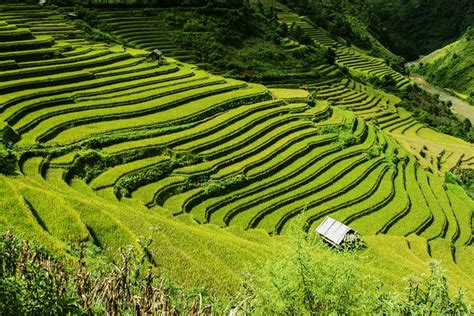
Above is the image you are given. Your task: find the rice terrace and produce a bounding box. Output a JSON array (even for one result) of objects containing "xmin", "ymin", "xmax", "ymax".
[{"xmin": 0, "ymin": 0, "xmax": 473, "ymax": 314}]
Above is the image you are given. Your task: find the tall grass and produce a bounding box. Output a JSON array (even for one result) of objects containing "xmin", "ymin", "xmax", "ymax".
[{"xmin": 1, "ymin": 230, "xmax": 470, "ymax": 314}]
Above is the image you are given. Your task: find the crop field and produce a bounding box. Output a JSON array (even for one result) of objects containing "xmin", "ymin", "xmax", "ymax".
[
  {"xmin": 276, "ymin": 10, "xmax": 412, "ymax": 89},
  {"xmin": 0, "ymin": 4, "xmax": 472, "ymax": 301},
  {"xmin": 95, "ymin": 10, "xmax": 201, "ymax": 65}
]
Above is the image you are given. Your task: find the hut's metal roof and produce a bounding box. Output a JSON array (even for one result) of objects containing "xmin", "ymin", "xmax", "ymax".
[{"xmin": 316, "ymin": 217, "xmax": 352, "ymax": 246}]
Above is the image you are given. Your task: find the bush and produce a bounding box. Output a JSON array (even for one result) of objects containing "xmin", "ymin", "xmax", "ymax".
[
  {"xmin": 0, "ymin": 147, "xmax": 17, "ymax": 175},
  {"xmin": 1, "ymin": 232, "xmax": 78, "ymax": 315},
  {"xmin": 374, "ymin": 261, "xmax": 470, "ymax": 314},
  {"xmin": 0, "ymin": 231, "xmax": 221, "ymax": 315},
  {"xmin": 247, "ymin": 225, "xmax": 471, "ymax": 314}
]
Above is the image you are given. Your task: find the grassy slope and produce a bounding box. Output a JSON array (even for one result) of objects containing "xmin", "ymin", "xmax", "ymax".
[
  {"xmin": 2, "ymin": 172, "xmax": 474, "ymax": 301},
  {"xmin": 415, "ymin": 29, "xmax": 474, "ymax": 103}
]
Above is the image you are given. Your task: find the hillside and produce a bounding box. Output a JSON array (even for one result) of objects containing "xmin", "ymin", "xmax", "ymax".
[
  {"xmin": 413, "ymin": 27, "xmax": 474, "ymax": 105},
  {"xmin": 365, "ymin": 0, "xmax": 474, "ymax": 60},
  {"xmin": 0, "ymin": 2, "xmax": 473, "ymax": 313}
]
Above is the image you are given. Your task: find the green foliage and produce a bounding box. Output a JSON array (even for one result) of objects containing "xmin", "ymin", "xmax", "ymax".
[
  {"xmin": 366, "ymin": 144, "xmax": 382, "ymax": 158},
  {"xmin": 449, "ymin": 167, "xmax": 474, "ymax": 198},
  {"xmin": 338, "ymin": 131, "xmax": 358, "ymax": 148},
  {"xmin": 374, "ymin": 261, "xmax": 470, "ymax": 314},
  {"xmin": 415, "ymin": 28, "xmax": 474, "ymax": 102},
  {"xmin": 1, "ymin": 231, "xmax": 79, "ymax": 315},
  {"xmin": 203, "ymin": 174, "xmax": 246, "ymax": 196},
  {"xmin": 250, "ymin": 228, "xmax": 371, "ymax": 314},
  {"xmin": 248, "ymin": 226, "xmax": 471, "ymax": 314},
  {"xmin": 0, "ymin": 145, "xmax": 17, "ymax": 175},
  {"xmin": 169, "ymin": 7, "xmax": 325, "ymax": 81},
  {"xmin": 397, "ymin": 89, "xmax": 474, "ymax": 142},
  {"xmin": 365, "ymin": 0, "xmax": 474, "ymax": 59},
  {"xmin": 67, "ymin": 149, "xmax": 109, "ymax": 183},
  {"xmin": 0, "ymin": 231, "xmax": 223, "ymax": 315},
  {"xmin": 114, "ymin": 151, "xmax": 201, "ymax": 197},
  {"xmin": 74, "ymin": 5, "xmax": 98, "ymax": 27},
  {"xmin": 369, "ymin": 74, "xmax": 397, "ymax": 91},
  {"xmin": 281, "ymin": 0, "xmax": 402, "ymax": 63}
]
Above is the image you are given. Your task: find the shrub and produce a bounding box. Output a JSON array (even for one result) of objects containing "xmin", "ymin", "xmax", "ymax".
[
  {"xmin": 374, "ymin": 261, "xmax": 470, "ymax": 314},
  {"xmin": 0, "ymin": 231, "xmax": 220, "ymax": 315},
  {"xmin": 0, "ymin": 146, "xmax": 17, "ymax": 175},
  {"xmin": 0, "ymin": 231, "xmax": 79, "ymax": 315}
]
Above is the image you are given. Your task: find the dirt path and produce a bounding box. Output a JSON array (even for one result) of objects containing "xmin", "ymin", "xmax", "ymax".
[{"xmin": 410, "ymin": 73, "xmax": 474, "ymax": 124}]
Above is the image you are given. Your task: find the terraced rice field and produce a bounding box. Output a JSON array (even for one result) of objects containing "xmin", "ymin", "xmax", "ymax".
[
  {"xmin": 277, "ymin": 11, "xmax": 412, "ymax": 90},
  {"xmin": 0, "ymin": 4, "xmax": 473, "ymax": 296},
  {"xmin": 95, "ymin": 10, "xmax": 201, "ymax": 65},
  {"xmin": 310, "ymin": 78, "xmax": 474, "ymax": 173}
]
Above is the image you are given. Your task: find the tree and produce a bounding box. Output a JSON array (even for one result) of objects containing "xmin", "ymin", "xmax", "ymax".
[
  {"xmin": 463, "ymin": 118, "xmax": 472, "ymax": 133},
  {"xmin": 324, "ymin": 47, "xmax": 336, "ymax": 65}
]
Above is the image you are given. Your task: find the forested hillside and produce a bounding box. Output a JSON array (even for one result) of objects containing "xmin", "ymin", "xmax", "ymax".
[
  {"xmin": 365, "ymin": 0, "xmax": 474, "ymax": 60},
  {"xmin": 414, "ymin": 27, "xmax": 474, "ymax": 104}
]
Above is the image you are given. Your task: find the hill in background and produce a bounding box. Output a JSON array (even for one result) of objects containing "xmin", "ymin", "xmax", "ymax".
[
  {"xmin": 414, "ymin": 27, "xmax": 474, "ymax": 104},
  {"xmin": 365, "ymin": 0, "xmax": 474, "ymax": 60}
]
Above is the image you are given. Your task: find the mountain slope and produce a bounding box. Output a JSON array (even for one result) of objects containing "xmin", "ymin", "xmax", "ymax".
[
  {"xmin": 414, "ymin": 27, "xmax": 474, "ymax": 104},
  {"xmin": 365, "ymin": 0, "xmax": 474, "ymax": 60},
  {"xmin": 0, "ymin": 3, "xmax": 473, "ymax": 308}
]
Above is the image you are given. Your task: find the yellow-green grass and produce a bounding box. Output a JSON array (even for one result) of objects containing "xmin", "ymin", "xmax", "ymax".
[
  {"xmin": 279, "ymin": 160, "xmax": 389, "ymax": 234},
  {"xmin": 0, "ymin": 34, "xmax": 53, "ymax": 52},
  {"xmin": 0, "ymin": 5, "xmax": 472, "ymax": 302},
  {"xmin": 8, "ymin": 162, "xmax": 472, "ymax": 298},
  {"xmin": 349, "ymin": 162, "xmax": 409, "ymax": 234},
  {"xmin": 456, "ymin": 246, "xmax": 474, "ymax": 277},
  {"xmin": 76, "ymin": 70, "xmax": 206, "ymax": 102},
  {"xmin": 18, "ymin": 79, "xmax": 252, "ymax": 145},
  {"xmin": 16, "ymin": 49, "xmax": 111, "ymax": 67},
  {"xmin": 188, "ymin": 141, "xmax": 342, "ymax": 224},
  {"xmin": 163, "ymin": 188, "xmax": 203, "ymax": 215},
  {"xmin": 0, "ymin": 173, "xmax": 279, "ymax": 292},
  {"xmin": 428, "ymin": 174, "xmax": 459, "ymax": 242},
  {"xmin": 0, "ymin": 51, "xmax": 130, "ymax": 81},
  {"xmin": 12, "ymin": 73, "xmax": 217, "ymax": 132},
  {"xmin": 387, "ymin": 159, "xmax": 432, "ymax": 236},
  {"xmin": 270, "ymin": 88, "xmax": 309, "ymax": 100},
  {"xmin": 89, "ymin": 156, "xmax": 169, "ymax": 190},
  {"xmin": 172, "ymin": 102, "xmax": 302, "ymax": 152},
  {"xmin": 0, "ymin": 62, "xmax": 179, "ymax": 108},
  {"xmin": 174, "ymin": 121, "xmax": 315, "ymax": 176},
  {"xmin": 186, "ymin": 107, "xmax": 308, "ymax": 157},
  {"xmin": 132, "ymin": 176, "xmax": 187, "ymax": 205},
  {"xmin": 0, "ymin": 64, "xmax": 187, "ymax": 126},
  {"xmin": 0, "ymin": 176, "xmax": 67, "ymax": 257},
  {"xmin": 317, "ymin": 163, "xmax": 396, "ymax": 232},
  {"xmin": 211, "ymin": 126, "xmax": 320, "ymax": 180},
  {"xmin": 223, "ymin": 155, "xmax": 374, "ymax": 230},
  {"xmin": 40, "ymin": 83, "xmax": 267, "ymax": 146},
  {"xmin": 102, "ymin": 99, "xmax": 285, "ymax": 155},
  {"xmin": 429, "ymin": 238, "xmax": 474, "ymax": 294},
  {"xmin": 447, "ymin": 184, "xmax": 474, "ymax": 246},
  {"xmin": 417, "ymin": 170, "xmax": 448, "ymax": 241},
  {"xmin": 245, "ymin": 133, "xmax": 338, "ymax": 179},
  {"xmin": 49, "ymin": 152, "xmax": 77, "ymax": 166}
]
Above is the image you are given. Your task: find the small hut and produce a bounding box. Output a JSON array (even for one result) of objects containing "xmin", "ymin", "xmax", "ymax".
[
  {"xmin": 39, "ymin": 0, "xmax": 47, "ymax": 6},
  {"xmin": 64, "ymin": 13, "xmax": 78, "ymax": 21},
  {"xmin": 316, "ymin": 217, "xmax": 359, "ymax": 247},
  {"xmin": 148, "ymin": 49, "xmax": 164, "ymax": 61}
]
